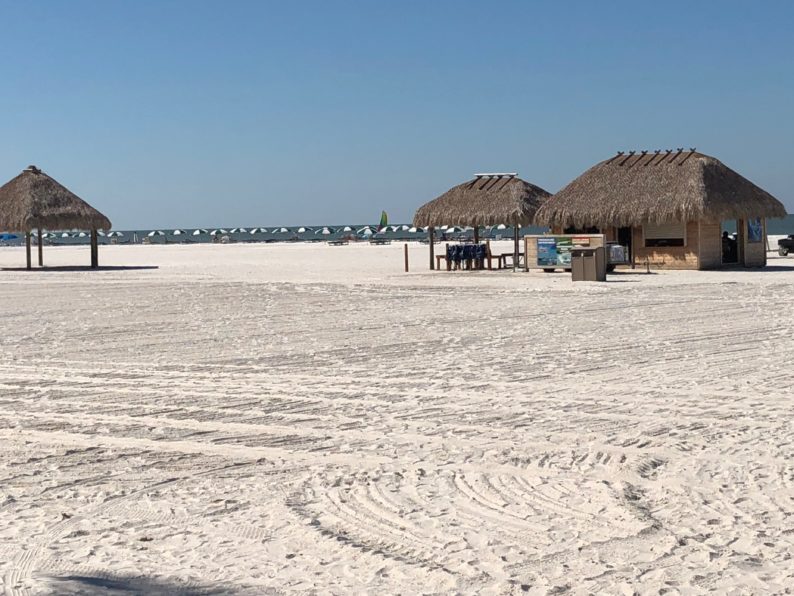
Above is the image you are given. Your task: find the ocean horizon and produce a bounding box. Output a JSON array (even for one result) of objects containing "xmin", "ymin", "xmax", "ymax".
[
  {"xmin": 2, "ymin": 215, "xmax": 793, "ymax": 246},
  {"xmin": 2, "ymin": 223, "xmax": 552, "ymax": 246}
]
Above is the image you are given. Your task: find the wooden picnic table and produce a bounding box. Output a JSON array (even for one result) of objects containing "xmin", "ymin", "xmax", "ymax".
[{"xmin": 498, "ymin": 252, "xmax": 524, "ymax": 269}]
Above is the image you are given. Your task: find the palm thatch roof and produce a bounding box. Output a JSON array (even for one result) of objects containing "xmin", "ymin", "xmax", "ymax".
[
  {"xmin": 413, "ymin": 174, "xmax": 551, "ymax": 228},
  {"xmin": 535, "ymin": 150, "xmax": 787, "ymax": 228},
  {"xmin": 0, "ymin": 166, "xmax": 111, "ymax": 232}
]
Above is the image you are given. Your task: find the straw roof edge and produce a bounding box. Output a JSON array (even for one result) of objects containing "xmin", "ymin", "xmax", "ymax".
[{"xmin": 0, "ymin": 167, "xmax": 111, "ymax": 231}]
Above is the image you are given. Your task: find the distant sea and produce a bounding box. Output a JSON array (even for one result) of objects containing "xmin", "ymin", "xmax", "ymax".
[
  {"xmin": 1, "ymin": 216, "xmax": 792, "ymax": 247},
  {"xmin": 0, "ymin": 223, "xmax": 551, "ymax": 246}
]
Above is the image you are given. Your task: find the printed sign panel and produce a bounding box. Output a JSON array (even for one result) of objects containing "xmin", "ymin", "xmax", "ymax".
[
  {"xmin": 556, "ymin": 237, "xmax": 574, "ymax": 265},
  {"xmin": 747, "ymin": 218, "xmax": 763, "ymax": 243},
  {"xmin": 537, "ymin": 238, "xmax": 558, "ymax": 267},
  {"xmin": 536, "ymin": 236, "xmax": 574, "ymax": 267}
]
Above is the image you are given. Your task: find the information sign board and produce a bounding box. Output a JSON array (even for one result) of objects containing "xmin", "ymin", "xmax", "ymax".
[{"xmin": 537, "ymin": 236, "xmax": 574, "ymax": 267}]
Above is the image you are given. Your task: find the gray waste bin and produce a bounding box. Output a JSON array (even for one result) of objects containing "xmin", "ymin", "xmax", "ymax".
[{"xmin": 571, "ymin": 247, "xmax": 607, "ymax": 281}]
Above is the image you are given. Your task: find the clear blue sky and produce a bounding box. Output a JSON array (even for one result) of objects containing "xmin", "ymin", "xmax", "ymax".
[{"xmin": 1, "ymin": 0, "xmax": 792, "ymax": 228}]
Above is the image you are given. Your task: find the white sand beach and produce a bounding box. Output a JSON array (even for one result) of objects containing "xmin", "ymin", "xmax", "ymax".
[{"xmin": 1, "ymin": 242, "xmax": 793, "ymax": 594}]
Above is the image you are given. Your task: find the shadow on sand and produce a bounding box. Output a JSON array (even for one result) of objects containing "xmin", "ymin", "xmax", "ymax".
[
  {"xmin": 608, "ymin": 269, "xmax": 657, "ymax": 277},
  {"xmin": 1, "ymin": 265, "xmax": 159, "ymax": 272},
  {"xmin": 610, "ymin": 264, "xmax": 794, "ymax": 274},
  {"xmin": 40, "ymin": 574, "xmax": 238, "ymax": 595},
  {"xmin": 725, "ymin": 264, "xmax": 794, "ymax": 273}
]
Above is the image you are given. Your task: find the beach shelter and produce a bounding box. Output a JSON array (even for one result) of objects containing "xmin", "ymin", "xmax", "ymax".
[
  {"xmin": 534, "ymin": 150, "xmax": 788, "ymax": 269},
  {"xmin": 172, "ymin": 229, "xmax": 186, "ymax": 235},
  {"xmin": 193, "ymin": 229, "xmax": 208, "ymax": 236},
  {"xmin": 315, "ymin": 227, "xmax": 334, "ymax": 235},
  {"xmin": 249, "ymin": 227, "xmax": 267, "ymax": 234},
  {"xmin": 272, "ymin": 227, "xmax": 289, "ymax": 234},
  {"xmin": 146, "ymin": 230, "xmax": 165, "ymax": 244},
  {"xmin": 413, "ymin": 173, "xmax": 551, "ymax": 270},
  {"xmin": 0, "ymin": 166, "xmax": 111, "ymax": 269},
  {"xmin": 209, "ymin": 229, "xmax": 227, "ymax": 236}
]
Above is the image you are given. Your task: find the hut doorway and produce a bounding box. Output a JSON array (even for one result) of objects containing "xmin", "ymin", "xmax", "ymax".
[
  {"xmin": 617, "ymin": 227, "xmax": 633, "ymax": 262},
  {"xmin": 721, "ymin": 221, "xmax": 739, "ymax": 265}
]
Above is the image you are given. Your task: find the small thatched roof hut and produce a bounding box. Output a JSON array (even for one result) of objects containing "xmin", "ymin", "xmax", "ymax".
[
  {"xmin": 0, "ymin": 166, "xmax": 111, "ymax": 232},
  {"xmin": 414, "ymin": 173, "xmax": 551, "ymax": 270},
  {"xmin": 535, "ymin": 150, "xmax": 786, "ymax": 229},
  {"xmin": 0, "ymin": 166, "xmax": 111, "ymax": 269},
  {"xmin": 414, "ymin": 174, "xmax": 551, "ymax": 228}
]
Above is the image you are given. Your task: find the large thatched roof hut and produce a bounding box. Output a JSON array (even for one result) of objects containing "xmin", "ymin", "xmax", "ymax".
[
  {"xmin": 535, "ymin": 150, "xmax": 787, "ymax": 269},
  {"xmin": 414, "ymin": 173, "xmax": 551, "ymax": 269},
  {"xmin": 0, "ymin": 166, "xmax": 111, "ymax": 269}
]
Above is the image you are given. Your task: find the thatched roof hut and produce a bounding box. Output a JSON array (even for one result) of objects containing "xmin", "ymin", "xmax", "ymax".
[
  {"xmin": 535, "ymin": 150, "xmax": 786, "ymax": 229},
  {"xmin": 0, "ymin": 166, "xmax": 110, "ymax": 269},
  {"xmin": 0, "ymin": 166, "xmax": 111, "ymax": 232},
  {"xmin": 413, "ymin": 174, "xmax": 551, "ymax": 228},
  {"xmin": 414, "ymin": 173, "xmax": 551, "ymax": 271}
]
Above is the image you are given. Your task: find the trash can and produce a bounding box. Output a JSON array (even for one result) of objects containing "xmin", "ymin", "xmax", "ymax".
[{"xmin": 571, "ymin": 247, "xmax": 607, "ymax": 281}]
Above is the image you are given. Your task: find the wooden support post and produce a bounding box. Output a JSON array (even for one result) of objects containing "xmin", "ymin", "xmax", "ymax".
[
  {"xmin": 428, "ymin": 227, "xmax": 435, "ymax": 270},
  {"xmin": 524, "ymin": 236, "xmax": 529, "ymax": 272},
  {"xmin": 738, "ymin": 218, "xmax": 746, "ymax": 267},
  {"xmin": 90, "ymin": 229, "xmax": 98, "ymax": 269},
  {"xmin": 486, "ymin": 239, "xmax": 492, "ymax": 270},
  {"xmin": 445, "ymin": 243, "xmax": 451, "ymax": 271},
  {"xmin": 25, "ymin": 232, "xmax": 31, "ymax": 270},
  {"xmin": 37, "ymin": 228, "xmax": 43, "ymax": 267},
  {"xmin": 404, "ymin": 243, "xmax": 409, "ymax": 272},
  {"xmin": 763, "ymin": 218, "xmax": 768, "ymax": 267},
  {"xmin": 513, "ymin": 226, "xmax": 519, "ymax": 271},
  {"xmin": 473, "ymin": 227, "xmax": 479, "ymax": 244}
]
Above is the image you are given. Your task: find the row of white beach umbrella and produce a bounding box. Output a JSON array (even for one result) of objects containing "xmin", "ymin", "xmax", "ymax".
[
  {"xmin": 44, "ymin": 224, "xmax": 524, "ymax": 240},
  {"xmin": 38, "ymin": 231, "xmax": 125, "ymax": 239},
  {"xmin": 139, "ymin": 226, "xmax": 424, "ymax": 237}
]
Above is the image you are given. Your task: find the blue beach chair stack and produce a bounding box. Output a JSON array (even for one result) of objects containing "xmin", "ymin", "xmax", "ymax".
[{"xmin": 445, "ymin": 243, "xmax": 487, "ymax": 270}]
